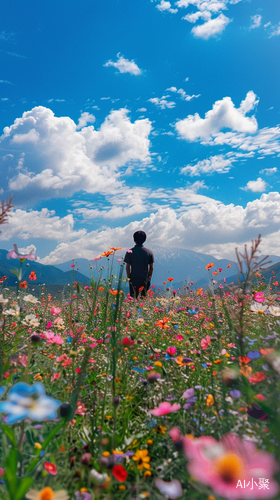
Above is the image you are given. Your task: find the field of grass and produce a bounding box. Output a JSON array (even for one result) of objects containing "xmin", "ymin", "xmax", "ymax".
[{"xmin": 0, "ymin": 237, "xmax": 280, "ymax": 500}]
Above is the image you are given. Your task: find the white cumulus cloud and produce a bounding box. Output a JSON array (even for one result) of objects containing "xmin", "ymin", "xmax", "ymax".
[
  {"xmin": 191, "ymin": 14, "xmax": 231, "ymax": 39},
  {"xmin": 0, "ymin": 106, "xmax": 152, "ymax": 203},
  {"xmin": 242, "ymin": 177, "xmax": 268, "ymax": 192},
  {"xmin": 156, "ymin": 0, "xmax": 178, "ymax": 13},
  {"xmin": 175, "ymin": 91, "xmax": 258, "ymax": 141},
  {"xmin": 148, "ymin": 96, "xmax": 176, "ymax": 109},
  {"xmin": 0, "ymin": 208, "xmax": 85, "ymax": 241},
  {"xmin": 104, "ymin": 53, "xmax": 142, "ymax": 75},
  {"xmin": 259, "ymin": 167, "xmax": 277, "ymax": 175}
]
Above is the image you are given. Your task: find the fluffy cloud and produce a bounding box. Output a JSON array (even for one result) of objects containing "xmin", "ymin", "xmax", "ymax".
[
  {"xmin": 0, "ymin": 106, "xmax": 152, "ymax": 203},
  {"xmin": 0, "ymin": 208, "xmax": 85, "ymax": 241},
  {"xmin": 148, "ymin": 96, "xmax": 176, "ymax": 109},
  {"xmin": 176, "ymin": 91, "xmax": 258, "ymax": 141},
  {"xmin": 104, "ymin": 53, "xmax": 142, "ymax": 75},
  {"xmin": 156, "ymin": 1, "xmax": 178, "ymax": 13},
  {"xmin": 40, "ymin": 191, "xmax": 280, "ymax": 263},
  {"xmin": 181, "ymin": 154, "xmax": 234, "ymax": 176},
  {"xmin": 191, "ymin": 13, "xmax": 230, "ymax": 39},
  {"xmin": 250, "ymin": 15, "xmax": 262, "ymax": 30},
  {"xmin": 76, "ymin": 112, "xmax": 95, "ymax": 130},
  {"xmin": 242, "ymin": 177, "xmax": 268, "ymax": 193}
]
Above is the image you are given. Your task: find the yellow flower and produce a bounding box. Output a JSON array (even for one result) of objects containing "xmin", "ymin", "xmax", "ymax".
[
  {"xmin": 144, "ymin": 470, "xmax": 152, "ymax": 478},
  {"xmin": 34, "ymin": 442, "xmax": 42, "ymax": 450},
  {"xmin": 154, "ymin": 361, "xmax": 162, "ymax": 367},
  {"xmin": 132, "ymin": 449, "xmax": 151, "ymax": 470},
  {"xmin": 119, "ymin": 485, "xmax": 126, "ymax": 491},
  {"xmin": 155, "ymin": 424, "xmax": 167, "ymax": 434},
  {"xmin": 147, "ymin": 439, "xmax": 153, "ymax": 445},
  {"xmin": 206, "ymin": 394, "xmax": 214, "ymax": 407}
]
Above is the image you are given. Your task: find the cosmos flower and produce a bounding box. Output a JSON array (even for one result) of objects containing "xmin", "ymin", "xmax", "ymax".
[
  {"xmin": 0, "ymin": 382, "xmax": 61, "ymax": 424},
  {"xmin": 7, "ymin": 244, "xmax": 37, "ymax": 262},
  {"xmin": 250, "ymin": 302, "xmax": 268, "ymax": 314},
  {"xmin": 201, "ymin": 335, "xmax": 211, "ymax": 350},
  {"xmin": 182, "ymin": 433, "xmax": 279, "ymax": 499},
  {"xmin": 253, "ymin": 291, "xmax": 266, "ymax": 303},
  {"xmin": 268, "ymin": 305, "xmax": 280, "ymax": 316},
  {"xmin": 26, "ymin": 488, "xmax": 69, "ymax": 500},
  {"xmin": 150, "ymin": 402, "xmax": 181, "ymax": 416},
  {"xmin": 23, "ymin": 294, "xmax": 39, "ymax": 304}
]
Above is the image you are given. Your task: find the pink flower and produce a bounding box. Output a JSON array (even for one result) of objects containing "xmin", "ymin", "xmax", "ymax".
[
  {"xmin": 182, "ymin": 433, "xmax": 279, "ymax": 499},
  {"xmin": 166, "ymin": 346, "xmax": 176, "ymax": 355},
  {"xmin": 45, "ymin": 331, "xmax": 64, "ymax": 345},
  {"xmin": 201, "ymin": 335, "xmax": 211, "ymax": 350},
  {"xmin": 75, "ymin": 401, "xmax": 87, "ymax": 416},
  {"xmin": 51, "ymin": 373, "xmax": 61, "ymax": 382},
  {"xmin": 253, "ymin": 291, "xmax": 266, "ymax": 303},
  {"xmin": 150, "ymin": 402, "xmax": 181, "ymax": 416},
  {"xmin": 50, "ymin": 306, "xmax": 62, "ymax": 316},
  {"xmin": 175, "ymin": 335, "xmax": 184, "ymax": 341},
  {"xmin": 46, "ymin": 321, "xmax": 52, "ymax": 329},
  {"xmin": 7, "ymin": 243, "xmax": 37, "ymax": 261}
]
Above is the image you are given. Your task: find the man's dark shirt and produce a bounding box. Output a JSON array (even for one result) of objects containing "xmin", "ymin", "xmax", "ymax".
[{"xmin": 124, "ymin": 244, "xmax": 154, "ymax": 281}]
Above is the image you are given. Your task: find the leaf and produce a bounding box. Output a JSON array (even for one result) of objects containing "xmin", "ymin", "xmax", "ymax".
[
  {"xmin": 5, "ymin": 448, "xmax": 18, "ymax": 497},
  {"xmin": 2, "ymin": 424, "xmax": 17, "ymax": 447},
  {"xmin": 14, "ymin": 477, "xmax": 33, "ymax": 500},
  {"xmin": 25, "ymin": 429, "xmax": 35, "ymax": 447}
]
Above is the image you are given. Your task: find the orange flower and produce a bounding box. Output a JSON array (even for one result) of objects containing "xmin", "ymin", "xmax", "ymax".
[
  {"xmin": 109, "ymin": 289, "xmax": 118, "ymax": 295},
  {"xmin": 19, "ymin": 281, "xmax": 28, "ymax": 289},
  {"xmin": 100, "ymin": 251, "xmax": 114, "ymax": 257},
  {"xmin": 260, "ymin": 348, "xmax": 275, "ymax": 355},
  {"xmin": 227, "ymin": 263, "xmax": 232, "ymax": 268},
  {"xmin": 206, "ymin": 394, "xmax": 214, "ymax": 407},
  {"xmin": 273, "ymin": 281, "xmax": 279, "ymax": 286},
  {"xmin": 239, "ymin": 365, "xmax": 252, "ymax": 377},
  {"xmin": 155, "ymin": 317, "xmax": 171, "ymax": 329},
  {"xmin": 205, "ymin": 263, "xmax": 214, "ymax": 270},
  {"xmin": 167, "ymin": 277, "xmax": 174, "ymax": 282},
  {"xmin": 196, "ymin": 287, "xmax": 203, "ymax": 295},
  {"xmin": 29, "ymin": 271, "xmax": 37, "ymax": 281},
  {"xmin": 108, "ymin": 247, "xmax": 122, "ymax": 251},
  {"xmin": 212, "ymin": 271, "xmax": 218, "ymax": 275},
  {"xmin": 98, "ymin": 286, "xmax": 104, "ymax": 291},
  {"xmin": 239, "ymin": 356, "xmax": 251, "ymax": 365},
  {"xmin": 0, "ymin": 276, "xmax": 7, "ymax": 283}
]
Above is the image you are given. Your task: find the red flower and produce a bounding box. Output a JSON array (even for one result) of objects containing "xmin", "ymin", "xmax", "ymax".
[
  {"xmin": 112, "ymin": 464, "xmax": 128, "ymax": 482},
  {"xmin": 19, "ymin": 281, "xmax": 27, "ymax": 289},
  {"xmin": 122, "ymin": 337, "xmax": 134, "ymax": 346},
  {"xmin": 249, "ymin": 372, "xmax": 266, "ymax": 384},
  {"xmin": 29, "ymin": 271, "xmax": 37, "ymax": 281},
  {"xmin": 44, "ymin": 462, "xmax": 57, "ymax": 475}
]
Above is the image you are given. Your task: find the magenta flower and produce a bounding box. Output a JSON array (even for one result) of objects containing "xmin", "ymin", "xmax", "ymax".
[
  {"xmin": 150, "ymin": 402, "xmax": 181, "ymax": 416},
  {"xmin": 182, "ymin": 433, "xmax": 279, "ymax": 499},
  {"xmin": 7, "ymin": 244, "xmax": 37, "ymax": 262},
  {"xmin": 44, "ymin": 331, "xmax": 64, "ymax": 345},
  {"xmin": 201, "ymin": 335, "xmax": 211, "ymax": 350},
  {"xmin": 253, "ymin": 291, "xmax": 266, "ymax": 303},
  {"xmin": 166, "ymin": 346, "xmax": 176, "ymax": 356}
]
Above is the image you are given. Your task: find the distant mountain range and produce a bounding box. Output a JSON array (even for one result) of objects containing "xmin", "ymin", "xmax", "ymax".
[{"xmin": 0, "ymin": 246, "xmax": 279, "ymax": 290}]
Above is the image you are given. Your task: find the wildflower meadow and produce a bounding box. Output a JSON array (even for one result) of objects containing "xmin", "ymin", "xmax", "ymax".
[{"xmin": 0, "ymin": 235, "xmax": 280, "ymax": 500}]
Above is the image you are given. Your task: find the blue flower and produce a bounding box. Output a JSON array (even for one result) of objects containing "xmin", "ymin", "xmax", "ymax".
[
  {"xmin": 0, "ymin": 382, "xmax": 61, "ymax": 424},
  {"xmin": 0, "ymin": 387, "xmax": 6, "ymax": 398}
]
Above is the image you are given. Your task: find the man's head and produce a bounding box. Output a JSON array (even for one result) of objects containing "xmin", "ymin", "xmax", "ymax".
[{"xmin": 133, "ymin": 230, "xmax": 146, "ymax": 245}]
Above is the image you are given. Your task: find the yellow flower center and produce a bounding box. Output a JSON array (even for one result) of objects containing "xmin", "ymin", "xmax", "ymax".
[
  {"xmin": 39, "ymin": 487, "xmax": 54, "ymax": 500},
  {"xmin": 214, "ymin": 453, "xmax": 244, "ymax": 484}
]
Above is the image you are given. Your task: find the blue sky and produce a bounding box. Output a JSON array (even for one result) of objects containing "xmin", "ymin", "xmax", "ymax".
[{"xmin": 0, "ymin": 0, "xmax": 280, "ymax": 264}]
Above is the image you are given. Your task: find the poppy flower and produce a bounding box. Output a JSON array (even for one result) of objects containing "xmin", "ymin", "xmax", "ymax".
[
  {"xmin": 167, "ymin": 277, "xmax": 174, "ymax": 282},
  {"xmin": 206, "ymin": 263, "xmax": 215, "ymax": 270},
  {"xmin": 108, "ymin": 247, "xmax": 122, "ymax": 251},
  {"xmin": 19, "ymin": 281, "xmax": 28, "ymax": 289},
  {"xmin": 249, "ymin": 372, "xmax": 266, "ymax": 384},
  {"xmin": 112, "ymin": 464, "xmax": 128, "ymax": 482},
  {"xmin": 29, "ymin": 271, "xmax": 37, "ymax": 281},
  {"xmin": 44, "ymin": 462, "xmax": 57, "ymax": 475}
]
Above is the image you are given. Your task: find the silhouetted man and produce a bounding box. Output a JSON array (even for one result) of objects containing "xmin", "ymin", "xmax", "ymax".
[{"xmin": 124, "ymin": 231, "xmax": 154, "ymax": 298}]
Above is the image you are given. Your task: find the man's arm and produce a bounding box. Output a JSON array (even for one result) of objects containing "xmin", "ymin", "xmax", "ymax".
[
  {"xmin": 126, "ymin": 263, "xmax": 131, "ymax": 280},
  {"xmin": 148, "ymin": 263, "xmax": 153, "ymax": 279}
]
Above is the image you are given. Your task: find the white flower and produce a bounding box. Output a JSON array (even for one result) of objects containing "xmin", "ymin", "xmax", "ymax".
[
  {"xmin": 155, "ymin": 478, "xmax": 183, "ymax": 499},
  {"xmin": 136, "ymin": 317, "xmax": 144, "ymax": 326},
  {"xmin": 22, "ymin": 314, "xmax": 40, "ymax": 327},
  {"xmin": 90, "ymin": 469, "xmax": 109, "ymax": 482},
  {"xmin": 23, "ymin": 294, "xmax": 39, "ymax": 304},
  {"xmin": 268, "ymin": 305, "xmax": 280, "ymax": 316},
  {"xmin": 3, "ymin": 305, "xmax": 20, "ymax": 317},
  {"xmin": 0, "ymin": 294, "xmax": 9, "ymax": 305},
  {"xmin": 250, "ymin": 302, "xmax": 268, "ymax": 314}
]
